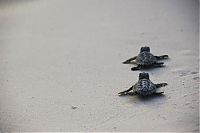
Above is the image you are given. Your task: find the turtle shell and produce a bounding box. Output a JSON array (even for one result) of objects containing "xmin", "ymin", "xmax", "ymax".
[
  {"xmin": 135, "ymin": 79, "xmax": 156, "ymax": 96},
  {"xmin": 136, "ymin": 52, "xmax": 157, "ymax": 66}
]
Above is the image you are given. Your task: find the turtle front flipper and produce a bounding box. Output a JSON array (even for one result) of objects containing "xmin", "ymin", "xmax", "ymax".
[
  {"xmin": 126, "ymin": 61, "xmax": 137, "ymax": 65},
  {"xmin": 131, "ymin": 65, "xmax": 142, "ymax": 71},
  {"xmin": 155, "ymin": 83, "xmax": 168, "ymax": 88},
  {"xmin": 118, "ymin": 85, "xmax": 135, "ymax": 96},
  {"xmin": 154, "ymin": 91, "xmax": 164, "ymax": 95},
  {"xmin": 153, "ymin": 62, "xmax": 164, "ymax": 67},
  {"xmin": 155, "ymin": 55, "xmax": 169, "ymax": 60},
  {"xmin": 123, "ymin": 56, "xmax": 137, "ymax": 64}
]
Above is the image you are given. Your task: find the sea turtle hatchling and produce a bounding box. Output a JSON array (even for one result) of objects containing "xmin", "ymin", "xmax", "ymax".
[
  {"xmin": 118, "ymin": 72, "xmax": 167, "ymax": 96},
  {"xmin": 123, "ymin": 46, "xmax": 169, "ymax": 71}
]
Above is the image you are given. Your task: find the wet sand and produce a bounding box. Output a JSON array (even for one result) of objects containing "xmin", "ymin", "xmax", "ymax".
[{"xmin": 0, "ymin": 0, "xmax": 199, "ymax": 132}]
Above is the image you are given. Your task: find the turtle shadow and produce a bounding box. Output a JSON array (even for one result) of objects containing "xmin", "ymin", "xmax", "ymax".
[
  {"xmin": 129, "ymin": 94, "xmax": 167, "ymax": 107},
  {"xmin": 137, "ymin": 65, "xmax": 166, "ymax": 71},
  {"xmin": 124, "ymin": 58, "xmax": 170, "ymax": 72},
  {"xmin": 131, "ymin": 65, "xmax": 171, "ymax": 75},
  {"xmin": 120, "ymin": 93, "xmax": 167, "ymax": 105},
  {"xmin": 119, "ymin": 93, "xmax": 166, "ymax": 101},
  {"xmin": 137, "ymin": 93, "xmax": 166, "ymax": 101}
]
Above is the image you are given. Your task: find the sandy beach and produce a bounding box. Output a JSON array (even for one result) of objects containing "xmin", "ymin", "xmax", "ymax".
[{"xmin": 0, "ymin": 0, "xmax": 199, "ymax": 132}]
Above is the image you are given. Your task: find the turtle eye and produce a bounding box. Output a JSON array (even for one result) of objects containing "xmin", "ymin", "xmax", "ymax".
[
  {"xmin": 140, "ymin": 47, "xmax": 145, "ymax": 52},
  {"xmin": 139, "ymin": 73, "xmax": 145, "ymax": 79},
  {"xmin": 139, "ymin": 73, "xmax": 143, "ymax": 79},
  {"xmin": 146, "ymin": 47, "xmax": 150, "ymax": 52},
  {"xmin": 145, "ymin": 73, "xmax": 149, "ymax": 79}
]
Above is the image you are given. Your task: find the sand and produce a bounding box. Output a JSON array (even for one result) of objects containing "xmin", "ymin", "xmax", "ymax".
[{"xmin": 0, "ymin": 0, "xmax": 199, "ymax": 132}]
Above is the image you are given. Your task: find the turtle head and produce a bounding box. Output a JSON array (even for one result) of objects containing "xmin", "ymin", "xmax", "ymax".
[
  {"xmin": 139, "ymin": 72, "xmax": 149, "ymax": 80},
  {"xmin": 140, "ymin": 46, "xmax": 150, "ymax": 53}
]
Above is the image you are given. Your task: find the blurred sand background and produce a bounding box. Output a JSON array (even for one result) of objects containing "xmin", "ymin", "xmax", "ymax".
[{"xmin": 0, "ymin": 0, "xmax": 199, "ymax": 132}]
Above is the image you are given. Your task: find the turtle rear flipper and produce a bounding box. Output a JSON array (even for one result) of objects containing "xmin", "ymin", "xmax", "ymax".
[
  {"xmin": 155, "ymin": 55, "xmax": 169, "ymax": 59},
  {"xmin": 153, "ymin": 62, "xmax": 164, "ymax": 67},
  {"xmin": 154, "ymin": 91, "xmax": 164, "ymax": 95},
  {"xmin": 155, "ymin": 83, "xmax": 168, "ymax": 88},
  {"xmin": 131, "ymin": 65, "xmax": 142, "ymax": 71}
]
